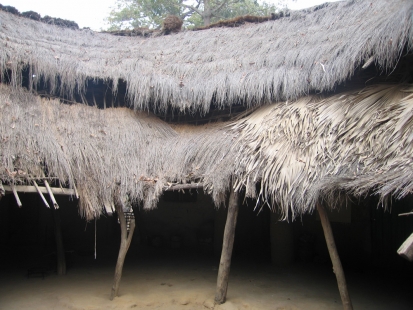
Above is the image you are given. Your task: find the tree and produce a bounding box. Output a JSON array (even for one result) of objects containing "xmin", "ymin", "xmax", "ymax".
[{"xmin": 105, "ymin": 0, "xmax": 280, "ymax": 30}]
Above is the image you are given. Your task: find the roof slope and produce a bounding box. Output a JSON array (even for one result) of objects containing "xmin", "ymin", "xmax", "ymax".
[
  {"xmin": 2, "ymin": 83, "xmax": 413, "ymax": 219},
  {"xmin": 1, "ymin": 0, "xmax": 412, "ymax": 114}
]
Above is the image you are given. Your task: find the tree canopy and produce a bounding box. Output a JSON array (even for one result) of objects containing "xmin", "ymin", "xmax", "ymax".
[{"xmin": 105, "ymin": 0, "xmax": 283, "ymax": 30}]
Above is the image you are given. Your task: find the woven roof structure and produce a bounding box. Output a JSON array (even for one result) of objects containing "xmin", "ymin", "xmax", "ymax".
[{"xmin": 0, "ymin": 0, "xmax": 413, "ymax": 219}]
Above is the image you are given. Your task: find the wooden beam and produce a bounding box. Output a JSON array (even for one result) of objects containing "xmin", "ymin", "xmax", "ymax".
[
  {"xmin": 317, "ymin": 203, "xmax": 353, "ymax": 310},
  {"xmin": 215, "ymin": 189, "xmax": 239, "ymax": 305},
  {"xmin": 110, "ymin": 202, "xmax": 136, "ymax": 300},
  {"xmin": 44, "ymin": 180, "xmax": 59, "ymax": 209},
  {"xmin": 163, "ymin": 183, "xmax": 203, "ymax": 191},
  {"xmin": 3, "ymin": 183, "xmax": 199, "ymax": 196},
  {"xmin": 3, "ymin": 185, "xmax": 75, "ymax": 195},
  {"xmin": 397, "ymin": 233, "xmax": 413, "ymax": 262},
  {"xmin": 10, "ymin": 184, "xmax": 22, "ymax": 207}
]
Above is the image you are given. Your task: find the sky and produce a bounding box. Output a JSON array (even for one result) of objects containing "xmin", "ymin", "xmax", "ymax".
[{"xmin": 2, "ymin": 0, "xmax": 340, "ymax": 31}]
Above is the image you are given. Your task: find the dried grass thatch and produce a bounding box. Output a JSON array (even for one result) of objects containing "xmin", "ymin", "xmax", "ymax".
[
  {"xmin": 230, "ymin": 83, "xmax": 413, "ymax": 218},
  {"xmin": 0, "ymin": 0, "xmax": 412, "ymax": 114},
  {"xmin": 2, "ymin": 83, "xmax": 413, "ymax": 219}
]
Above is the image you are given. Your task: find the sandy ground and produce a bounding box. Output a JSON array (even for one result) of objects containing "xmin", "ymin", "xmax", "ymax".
[{"xmin": 0, "ymin": 248, "xmax": 412, "ymax": 310}]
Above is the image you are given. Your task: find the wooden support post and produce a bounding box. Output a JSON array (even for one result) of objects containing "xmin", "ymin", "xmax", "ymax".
[
  {"xmin": 215, "ymin": 189, "xmax": 239, "ymax": 305},
  {"xmin": 52, "ymin": 206, "xmax": 66, "ymax": 275},
  {"xmin": 110, "ymin": 201, "xmax": 136, "ymax": 300},
  {"xmin": 10, "ymin": 184, "xmax": 22, "ymax": 207},
  {"xmin": 317, "ymin": 203, "xmax": 353, "ymax": 310}
]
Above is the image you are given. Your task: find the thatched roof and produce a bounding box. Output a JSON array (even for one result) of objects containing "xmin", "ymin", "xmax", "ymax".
[
  {"xmin": 2, "ymin": 83, "xmax": 413, "ymax": 219},
  {"xmin": 1, "ymin": 0, "xmax": 412, "ymax": 114},
  {"xmin": 1, "ymin": 0, "xmax": 413, "ymax": 219}
]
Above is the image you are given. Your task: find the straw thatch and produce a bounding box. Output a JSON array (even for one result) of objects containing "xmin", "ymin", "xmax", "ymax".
[
  {"xmin": 2, "ymin": 82, "xmax": 413, "ymax": 219},
  {"xmin": 0, "ymin": 0, "xmax": 412, "ymax": 115},
  {"xmin": 0, "ymin": 83, "xmax": 232, "ymax": 218},
  {"xmin": 1, "ymin": 0, "xmax": 413, "ymax": 219}
]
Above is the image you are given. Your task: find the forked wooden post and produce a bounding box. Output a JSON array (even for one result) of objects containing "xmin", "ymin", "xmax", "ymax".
[
  {"xmin": 110, "ymin": 201, "xmax": 136, "ymax": 300},
  {"xmin": 317, "ymin": 202, "xmax": 353, "ymax": 310},
  {"xmin": 215, "ymin": 189, "xmax": 239, "ymax": 304}
]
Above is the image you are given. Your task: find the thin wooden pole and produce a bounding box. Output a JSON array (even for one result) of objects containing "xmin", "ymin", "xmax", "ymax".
[
  {"xmin": 52, "ymin": 207, "xmax": 66, "ymax": 275},
  {"xmin": 44, "ymin": 180, "xmax": 59, "ymax": 209},
  {"xmin": 110, "ymin": 202, "xmax": 136, "ymax": 300},
  {"xmin": 317, "ymin": 202, "xmax": 353, "ymax": 310},
  {"xmin": 0, "ymin": 181, "xmax": 5, "ymax": 197},
  {"xmin": 10, "ymin": 184, "xmax": 22, "ymax": 207},
  {"xmin": 164, "ymin": 183, "xmax": 203, "ymax": 191},
  {"xmin": 33, "ymin": 181, "xmax": 50, "ymax": 208},
  {"xmin": 72, "ymin": 182, "xmax": 79, "ymax": 199},
  {"xmin": 215, "ymin": 189, "xmax": 239, "ymax": 304}
]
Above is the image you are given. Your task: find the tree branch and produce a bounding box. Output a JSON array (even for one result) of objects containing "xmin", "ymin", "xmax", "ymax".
[
  {"xmin": 180, "ymin": 3, "xmax": 204, "ymax": 16},
  {"xmin": 211, "ymin": 0, "xmax": 233, "ymax": 14}
]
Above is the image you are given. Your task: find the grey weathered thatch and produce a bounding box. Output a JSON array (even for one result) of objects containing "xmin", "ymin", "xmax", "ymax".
[
  {"xmin": 1, "ymin": 0, "xmax": 412, "ymax": 114},
  {"xmin": 1, "ymin": 0, "xmax": 413, "ymax": 220}
]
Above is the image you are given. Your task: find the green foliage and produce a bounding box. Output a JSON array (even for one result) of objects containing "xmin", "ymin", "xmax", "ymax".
[
  {"xmin": 106, "ymin": 0, "xmax": 279, "ymax": 30},
  {"xmin": 213, "ymin": 0, "xmax": 275, "ymax": 20},
  {"xmin": 106, "ymin": 0, "xmax": 184, "ymax": 30}
]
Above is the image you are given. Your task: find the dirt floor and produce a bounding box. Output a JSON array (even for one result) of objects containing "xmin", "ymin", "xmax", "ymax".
[{"xmin": 0, "ymin": 247, "xmax": 412, "ymax": 310}]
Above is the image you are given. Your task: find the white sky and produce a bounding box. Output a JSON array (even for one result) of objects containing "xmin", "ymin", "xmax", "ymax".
[{"xmin": 2, "ymin": 0, "xmax": 340, "ymax": 31}]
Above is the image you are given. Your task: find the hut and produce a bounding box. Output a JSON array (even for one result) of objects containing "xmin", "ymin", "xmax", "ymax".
[{"xmin": 0, "ymin": 0, "xmax": 413, "ymax": 308}]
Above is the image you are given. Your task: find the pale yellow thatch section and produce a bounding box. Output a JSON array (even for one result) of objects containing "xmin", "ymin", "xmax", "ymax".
[{"xmin": 230, "ymin": 84, "xmax": 413, "ymax": 218}]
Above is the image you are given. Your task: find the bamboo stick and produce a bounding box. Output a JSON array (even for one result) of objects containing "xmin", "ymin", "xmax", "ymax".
[
  {"xmin": 10, "ymin": 184, "xmax": 22, "ymax": 207},
  {"xmin": 33, "ymin": 181, "xmax": 50, "ymax": 208},
  {"xmin": 398, "ymin": 211, "xmax": 413, "ymax": 217},
  {"xmin": 44, "ymin": 180, "xmax": 59, "ymax": 209},
  {"xmin": 215, "ymin": 189, "xmax": 239, "ymax": 304},
  {"xmin": 317, "ymin": 202, "xmax": 353, "ymax": 310},
  {"xmin": 72, "ymin": 182, "xmax": 79, "ymax": 199}
]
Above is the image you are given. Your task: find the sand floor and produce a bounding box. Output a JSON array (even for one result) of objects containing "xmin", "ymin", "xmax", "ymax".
[{"xmin": 0, "ymin": 248, "xmax": 412, "ymax": 310}]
